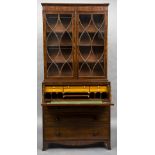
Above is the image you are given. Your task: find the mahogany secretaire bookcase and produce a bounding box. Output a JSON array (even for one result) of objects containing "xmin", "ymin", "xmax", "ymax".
[{"xmin": 41, "ymin": 3, "xmax": 113, "ymax": 150}]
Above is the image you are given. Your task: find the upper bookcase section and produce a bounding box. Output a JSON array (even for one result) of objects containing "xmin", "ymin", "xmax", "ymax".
[{"xmin": 42, "ymin": 3, "xmax": 109, "ymax": 81}]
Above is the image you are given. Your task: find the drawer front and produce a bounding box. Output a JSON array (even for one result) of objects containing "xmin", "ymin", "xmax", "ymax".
[
  {"xmin": 44, "ymin": 86, "xmax": 63, "ymax": 93},
  {"xmin": 90, "ymin": 86, "xmax": 108, "ymax": 92},
  {"xmin": 44, "ymin": 113, "xmax": 109, "ymax": 127},
  {"xmin": 63, "ymin": 86, "xmax": 89, "ymax": 93},
  {"xmin": 43, "ymin": 107, "xmax": 110, "ymax": 127},
  {"xmin": 44, "ymin": 126, "xmax": 109, "ymax": 140}
]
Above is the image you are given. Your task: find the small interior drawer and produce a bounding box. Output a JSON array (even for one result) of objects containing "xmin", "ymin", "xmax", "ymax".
[
  {"xmin": 44, "ymin": 86, "xmax": 63, "ymax": 93},
  {"xmin": 63, "ymin": 86, "xmax": 89, "ymax": 93},
  {"xmin": 90, "ymin": 86, "xmax": 108, "ymax": 92}
]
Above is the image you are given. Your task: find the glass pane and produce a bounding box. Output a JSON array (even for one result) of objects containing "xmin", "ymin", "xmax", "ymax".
[
  {"xmin": 78, "ymin": 14, "xmax": 105, "ymax": 77},
  {"xmin": 46, "ymin": 14, "xmax": 73, "ymax": 77}
]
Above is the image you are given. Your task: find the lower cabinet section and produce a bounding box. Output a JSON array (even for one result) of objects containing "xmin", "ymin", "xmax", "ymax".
[{"xmin": 42, "ymin": 106, "xmax": 111, "ymax": 150}]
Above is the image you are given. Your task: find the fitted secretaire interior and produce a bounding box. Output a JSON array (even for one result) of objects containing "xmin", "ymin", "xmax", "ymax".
[{"xmin": 43, "ymin": 85, "xmax": 110, "ymax": 101}]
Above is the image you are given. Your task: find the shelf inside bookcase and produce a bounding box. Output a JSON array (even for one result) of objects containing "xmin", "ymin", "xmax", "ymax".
[
  {"xmin": 47, "ymin": 46, "xmax": 72, "ymax": 59},
  {"xmin": 79, "ymin": 14, "xmax": 104, "ymax": 27},
  {"xmin": 79, "ymin": 32, "xmax": 104, "ymax": 45},
  {"xmin": 46, "ymin": 14, "xmax": 72, "ymax": 30},
  {"xmin": 46, "ymin": 24, "xmax": 72, "ymax": 33},
  {"xmin": 47, "ymin": 32, "xmax": 72, "ymax": 46}
]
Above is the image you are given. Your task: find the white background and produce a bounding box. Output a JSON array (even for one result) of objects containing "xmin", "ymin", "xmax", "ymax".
[{"xmin": 0, "ymin": 0, "xmax": 155, "ymax": 155}]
